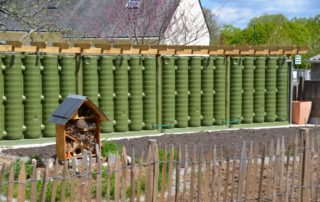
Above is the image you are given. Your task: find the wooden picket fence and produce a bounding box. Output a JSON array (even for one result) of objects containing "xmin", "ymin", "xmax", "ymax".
[{"xmin": 0, "ymin": 127, "xmax": 319, "ymax": 201}]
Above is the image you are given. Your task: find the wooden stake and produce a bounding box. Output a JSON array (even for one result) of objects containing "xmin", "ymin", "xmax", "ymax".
[
  {"xmin": 60, "ymin": 161, "xmax": 68, "ymax": 202},
  {"xmin": 258, "ymin": 144, "xmax": 266, "ymax": 202},
  {"xmin": 159, "ymin": 145, "xmax": 167, "ymax": 202},
  {"xmin": 237, "ymin": 142, "xmax": 247, "ymax": 200},
  {"xmin": 17, "ymin": 162, "xmax": 26, "ymax": 202},
  {"xmin": 50, "ymin": 160, "xmax": 60, "ymax": 202},
  {"xmin": 175, "ymin": 145, "xmax": 181, "ymax": 202},
  {"xmin": 189, "ymin": 144, "xmax": 197, "ymax": 202}
]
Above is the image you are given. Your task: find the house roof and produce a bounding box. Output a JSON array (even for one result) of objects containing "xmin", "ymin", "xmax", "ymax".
[
  {"xmin": 306, "ymin": 55, "xmax": 320, "ymax": 64},
  {"xmin": 49, "ymin": 94, "xmax": 108, "ymax": 125},
  {"xmin": 2, "ymin": 0, "xmax": 180, "ymax": 38}
]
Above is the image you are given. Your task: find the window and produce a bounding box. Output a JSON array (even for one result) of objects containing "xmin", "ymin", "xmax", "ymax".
[
  {"xmin": 126, "ymin": 0, "xmax": 141, "ymax": 9},
  {"xmin": 47, "ymin": 0, "xmax": 57, "ymax": 10}
]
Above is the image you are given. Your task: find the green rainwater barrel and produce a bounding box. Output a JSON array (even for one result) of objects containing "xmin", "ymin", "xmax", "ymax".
[
  {"xmin": 214, "ymin": 57, "xmax": 226, "ymax": 125},
  {"xmin": 242, "ymin": 57, "xmax": 254, "ymax": 124},
  {"xmin": 3, "ymin": 54, "xmax": 24, "ymax": 140},
  {"xmin": 230, "ymin": 57, "xmax": 243, "ymax": 124},
  {"xmin": 254, "ymin": 57, "xmax": 266, "ymax": 123},
  {"xmin": 114, "ymin": 56, "xmax": 129, "ymax": 132},
  {"xmin": 276, "ymin": 56, "xmax": 288, "ymax": 121},
  {"xmin": 42, "ymin": 55, "xmax": 60, "ymax": 137},
  {"xmin": 143, "ymin": 57, "xmax": 157, "ymax": 130},
  {"xmin": 265, "ymin": 56, "xmax": 277, "ymax": 122},
  {"xmin": 189, "ymin": 56, "xmax": 202, "ymax": 127},
  {"xmin": 175, "ymin": 57, "xmax": 189, "ymax": 128},
  {"xmin": 0, "ymin": 55, "xmax": 4, "ymax": 139},
  {"xmin": 59, "ymin": 55, "xmax": 76, "ymax": 99},
  {"xmin": 201, "ymin": 57, "xmax": 214, "ymax": 126},
  {"xmin": 83, "ymin": 56, "xmax": 99, "ymax": 105},
  {"xmin": 162, "ymin": 56, "xmax": 175, "ymax": 129},
  {"xmin": 23, "ymin": 55, "xmax": 42, "ymax": 138},
  {"xmin": 99, "ymin": 56, "xmax": 114, "ymax": 133},
  {"xmin": 129, "ymin": 56, "xmax": 143, "ymax": 131}
]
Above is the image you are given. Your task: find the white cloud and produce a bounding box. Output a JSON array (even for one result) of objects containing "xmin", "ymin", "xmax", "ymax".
[{"xmin": 206, "ymin": 0, "xmax": 318, "ymax": 28}]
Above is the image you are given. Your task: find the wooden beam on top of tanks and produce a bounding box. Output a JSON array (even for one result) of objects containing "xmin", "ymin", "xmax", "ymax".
[
  {"xmin": 0, "ymin": 43, "xmax": 309, "ymax": 55},
  {"xmin": 0, "ymin": 45, "xmax": 13, "ymax": 52},
  {"xmin": 82, "ymin": 48, "xmax": 102, "ymax": 55},
  {"xmin": 38, "ymin": 46, "xmax": 60, "ymax": 54},
  {"xmin": 14, "ymin": 46, "xmax": 38, "ymax": 53},
  {"xmin": 61, "ymin": 47, "xmax": 82, "ymax": 54},
  {"xmin": 6, "ymin": 40, "xmax": 22, "ymax": 48}
]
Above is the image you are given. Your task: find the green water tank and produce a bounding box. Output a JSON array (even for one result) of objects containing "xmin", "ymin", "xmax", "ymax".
[
  {"xmin": 162, "ymin": 56, "xmax": 175, "ymax": 129},
  {"xmin": 214, "ymin": 57, "xmax": 226, "ymax": 125},
  {"xmin": 242, "ymin": 57, "xmax": 254, "ymax": 124},
  {"xmin": 129, "ymin": 56, "xmax": 143, "ymax": 131},
  {"xmin": 0, "ymin": 55, "xmax": 4, "ymax": 139},
  {"xmin": 114, "ymin": 56, "xmax": 129, "ymax": 132},
  {"xmin": 59, "ymin": 55, "xmax": 76, "ymax": 100},
  {"xmin": 83, "ymin": 56, "xmax": 99, "ymax": 105},
  {"xmin": 265, "ymin": 56, "xmax": 277, "ymax": 122},
  {"xmin": 23, "ymin": 55, "xmax": 42, "ymax": 139},
  {"xmin": 189, "ymin": 56, "xmax": 202, "ymax": 127},
  {"xmin": 99, "ymin": 56, "xmax": 114, "ymax": 133},
  {"xmin": 230, "ymin": 57, "xmax": 243, "ymax": 124},
  {"xmin": 175, "ymin": 57, "xmax": 189, "ymax": 128},
  {"xmin": 201, "ymin": 57, "xmax": 214, "ymax": 126},
  {"xmin": 276, "ymin": 56, "xmax": 288, "ymax": 121},
  {"xmin": 3, "ymin": 54, "xmax": 24, "ymax": 140},
  {"xmin": 142, "ymin": 57, "xmax": 157, "ymax": 130},
  {"xmin": 41, "ymin": 55, "xmax": 60, "ymax": 137},
  {"xmin": 254, "ymin": 57, "xmax": 266, "ymax": 123}
]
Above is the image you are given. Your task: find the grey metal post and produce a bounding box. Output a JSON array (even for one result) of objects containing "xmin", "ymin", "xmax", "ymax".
[{"xmin": 289, "ymin": 57, "xmax": 293, "ymax": 124}]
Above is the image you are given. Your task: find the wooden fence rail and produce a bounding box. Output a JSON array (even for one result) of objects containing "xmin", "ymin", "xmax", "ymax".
[{"xmin": 0, "ymin": 127, "xmax": 318, "ymax": 201}]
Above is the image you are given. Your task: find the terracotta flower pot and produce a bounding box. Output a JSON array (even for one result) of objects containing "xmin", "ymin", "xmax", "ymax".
[{"xmin": 292, "ymin": 101, "xmax": 312, "ymax": 124}]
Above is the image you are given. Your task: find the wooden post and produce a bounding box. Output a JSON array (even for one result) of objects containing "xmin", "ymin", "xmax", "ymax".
[
  {"xmin": 7, "ymin": 163, "xmax": 14, "ymax": 202},
  {"xmin": 223, "ymin": 147, "xmax": 230, "ymax": 202},
  {"xmin": 0, "ymin": 163, "xmax": 5, "ymax": 199},
  {"xmin": 226, "ymin": 56, "xmax": 231, "ymax": 128},
  {"xmin": 136, "ymin": 152, "xmax": 144, "ymax": 202},
  {"xmin": 121, "ymin": 146, "xmax": 128, "ymax": 202},
  {"xmin": 130, "ymin": 148, "xmax": 136, "ymax": 202},
  {"xmin": 159, "ymin": 145, "xmax": 167, "ymax": 202},
  {"xmin": 17, "ymin": 163, "xmax": 26, "ymax": 202},
  {"xmin": 189, "ymin": 144, "xmax": 197, "ymax": 202},
  {"xmin": 230, "ymin": 144, "xmax": 238, "ymax": 201},
  {"xmin": 301, "ymin": 128, "xmax": 311, "ymax": 201},
  {"xmin": 210, "ymin": 146, "xmax": 217, "ymax": 201},
  {"xmin": 197, "ymin": 148, "xmax": 203, "ymax": 202},
  {"xmin": 95, "ymin": 145, "xmax": 102, "ymax": 202},
  {"xmin": 182, "ymin": 144, "xmax": 189, "ymax": 202},
  {"xmin": 60, "ymin": 161, "xmax": 68, "ymax": 202},
  {"xmin": 50, "ymin": 160, "xmax": 60, "ymax": 202},
  {"xmin": 204, "ymin": 146, "xmax": 212, "ymax": 202},
  {"xmin": 114, "ymin": 155, "xmax": 121, "ymax": 202},
  {"xmin": 258, "ymin": 144, "xmax": 266, "ymax": 202},
  {"xmin": 175, "ymin": 145, "xmax": 181, "ymax": 202},
  {"xmin": 245, "ymin": 142, "xmax": 253, "ymax": 198},
  {"xmin": 167, "ymin": 144, "xmax": 175, "ymax": 201},
  {"xmin": 105, "ymin": 152, "xmax": 112, "ymax": 202},
  {"xmin": 40, "ymin": 164, "xmax": 49, "ymax": 202},
  {"xmin": 156, "ymin": 54, "xmax": 162, "ymax": 132},
  {"xmin": 152, "ymin": 141, "xmax": 159, "ymax": 202},
  {"xmin": 237, "ymin": 142, "xmax": 247, "ymax": 200}
]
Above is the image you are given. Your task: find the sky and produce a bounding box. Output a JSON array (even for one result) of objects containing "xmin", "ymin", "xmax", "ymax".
[{"xmin": 201, "ymin": 0, "xmax": 320, "ymax": 28}]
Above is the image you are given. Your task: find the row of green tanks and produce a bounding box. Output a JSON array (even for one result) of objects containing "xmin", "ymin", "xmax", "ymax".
[{"xmin": 0, "ymin": 54, "xmax": 288, "ymax": 140}]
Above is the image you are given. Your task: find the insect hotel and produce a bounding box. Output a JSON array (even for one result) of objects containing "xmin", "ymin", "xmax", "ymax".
[{"xmin": 49, "ymin": 95, "xmax": 108, "ymax": 160}]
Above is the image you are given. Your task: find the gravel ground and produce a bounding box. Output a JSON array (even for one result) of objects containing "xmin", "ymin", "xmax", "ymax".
[{"xmin": 2, "ymin": 126, "xmax": 319, "ymax": 161}]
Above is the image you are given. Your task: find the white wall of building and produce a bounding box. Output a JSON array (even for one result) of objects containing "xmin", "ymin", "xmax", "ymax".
[{"xmin": 163, "ymin": 0, "xmax": 210, "ymax": 46}]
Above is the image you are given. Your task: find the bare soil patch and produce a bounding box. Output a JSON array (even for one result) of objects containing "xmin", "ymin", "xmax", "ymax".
[{"xmin": 2, "ymin": 126, "xmax": 319, "ymax": 160}]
